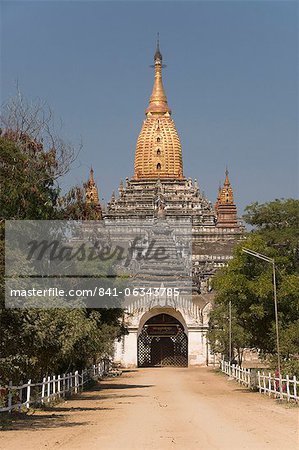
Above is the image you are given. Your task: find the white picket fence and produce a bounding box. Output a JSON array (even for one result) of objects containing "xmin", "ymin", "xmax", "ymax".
[
  {"xmin": 220, "ymin": 360, "xmax": 299, "ymax": 402},
  {"xmin": 220, "ymin": 360, "xmax": 252, "ymax": 387},
  {"xmin": 0, "ymin": 359, "xmax": 112, "ymax": 413},
  {"xmin": 257, "ymin": 371, "xmax": 298, "ymax": 401}
]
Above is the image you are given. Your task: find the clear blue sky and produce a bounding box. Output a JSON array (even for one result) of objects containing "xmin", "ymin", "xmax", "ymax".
[{"xmin": 1, "ymin": 1, "xmax": 298, "ymax": 214}]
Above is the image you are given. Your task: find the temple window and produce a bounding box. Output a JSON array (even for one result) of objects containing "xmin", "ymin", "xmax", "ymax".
[
  {"xmin": 157, "ymin": 149, "xmax": 161, "ymax": 156},
  {"xmin": 157, "ymin": 163, "xmax": 161, "ymax": 170}
]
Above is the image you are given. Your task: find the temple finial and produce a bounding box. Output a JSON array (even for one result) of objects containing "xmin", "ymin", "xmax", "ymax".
[
  {"xmin": 154, "ymin": 32, "xmax": 162, "ymax": 61},
  {"xmin": 146, "ymin": 36, "xmax": 170, "ymax": 115},
  {"xmin": 90, "ymin": 166, "xmax": 94, "ymax": 182},
  {"xmin": 224, "ymin": 167, "xmax": 230, "ymax": 186}
]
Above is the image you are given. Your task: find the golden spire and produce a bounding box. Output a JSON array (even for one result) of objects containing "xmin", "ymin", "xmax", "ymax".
[
  {"xmin": 134, "ymin": 39, "xmax": 183, "ymax": 180},
  {"xmin": 146, "ymin": 34, "xmax": 171, "ymax": 115},
  {"xmin": 219, "ymin": 168, "xmax": 234, "ymax": 204},
  {"xmin": 90, "ymin": 166, "xmax": 95, "ymax": 183},
  {"xmin": 85, "ymin": 166, "xmax": 99, "ymax": 205},
  {"xmin": 224, "ymin": 168, "xmax": 230, "ymax": 187}
]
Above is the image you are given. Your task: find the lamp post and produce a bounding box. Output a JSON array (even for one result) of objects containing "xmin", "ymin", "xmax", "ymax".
[
  {"xmin": 229, "ymin": 300, "xmax": 232, "ymax": 363},
  {"xmin": 242, "ymin": 248, "xmax": 282, "ymax": 398}
]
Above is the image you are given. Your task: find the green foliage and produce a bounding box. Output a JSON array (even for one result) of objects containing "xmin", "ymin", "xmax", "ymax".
[
  {"xmin": 0, "ymin": 99, "xmax": 124, "ymax": 383},
  {"xmin": 0, "ymin": 135, "xmax": 59, "ymax": 220},
  {"xmin": 208, "ymin": 302, "xmax": 251, "ymax": 365},
  {"xmin": 209, "ymin": 199, "xmax": 299, "ymax": 368},
  {"xmin": 244, "ymin": 199, "xmax": 299, "ymax": 271}
]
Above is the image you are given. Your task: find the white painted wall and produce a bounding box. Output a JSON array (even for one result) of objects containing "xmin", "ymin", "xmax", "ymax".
[{"xmin": 115, "ymin": 328, "xmax": 138, "ymax": 367}]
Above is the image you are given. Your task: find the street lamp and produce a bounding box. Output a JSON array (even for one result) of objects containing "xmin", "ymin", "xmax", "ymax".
[
  {"xmin": 229, "ymin": 300, "xmax": 232, "ymax": 363},
  {"xmin": 242, "ymin": 248, "xmax": 282, "ymax": 398}
]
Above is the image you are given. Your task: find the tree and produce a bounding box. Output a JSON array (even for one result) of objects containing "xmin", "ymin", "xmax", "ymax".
[
  {"xmin": 244, "ymin": 199, "xmax": 299, "ymax": 271},
  {"xmin": 208, "ymin": 199, "xmax": 299, "ymax": 372},
  {"xmin": 208, "ymin": 302, "xmax": 251, "ymax": 365},
  {"xmin": 58, "ymin": 186, "xmax": 102, "ymax": 220},
  {"xmin": 0, "ymin": 93, "xmax": 124, "ymax": 383},
  {"xmin": 0, "ymin": 91, "xmax": 77, "ymax": 179}
]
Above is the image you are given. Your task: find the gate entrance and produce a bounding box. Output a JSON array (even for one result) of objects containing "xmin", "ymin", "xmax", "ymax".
[{"xmin": 137, "ymin": 314, "xmax": 188, "ymax": 367}]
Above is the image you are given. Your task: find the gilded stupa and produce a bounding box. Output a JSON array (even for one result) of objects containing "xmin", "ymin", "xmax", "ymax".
[
  {"xmin": 85, "ymin": 167, "xmax": 100, "ymax": 205},
  {"xmin": 85, "ymin": 167, "xmax": 102, "ymax": 219},
  {"xmin": 134, "ymin": 39, "xmax": 183, "ymax": 180}
]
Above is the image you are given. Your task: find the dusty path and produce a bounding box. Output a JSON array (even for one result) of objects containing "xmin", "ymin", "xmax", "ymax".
[{"xmin": 0, "ymin": 367, "xmax": 298, "ymax": 450}]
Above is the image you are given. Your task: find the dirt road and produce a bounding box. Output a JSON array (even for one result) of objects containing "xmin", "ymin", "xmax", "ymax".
[{"xmin": 0, "ymin": 367, "xmax": 298, "ymax": 450}]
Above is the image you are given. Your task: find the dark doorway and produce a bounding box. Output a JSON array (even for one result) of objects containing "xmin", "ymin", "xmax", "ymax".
[{"xmin": 137, "ymin": 314, "xmax": 188, "ymax": 367}]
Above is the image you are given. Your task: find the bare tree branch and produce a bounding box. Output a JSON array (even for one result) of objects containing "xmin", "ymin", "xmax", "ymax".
[{"xmin": 0, "ymin": 89, "xmax": 81, "ymax": 180}]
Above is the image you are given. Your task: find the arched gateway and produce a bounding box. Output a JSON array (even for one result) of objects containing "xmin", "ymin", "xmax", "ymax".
[{"xmin": 137, "ymin": 313, "xmax": 188, "ymax": 367}]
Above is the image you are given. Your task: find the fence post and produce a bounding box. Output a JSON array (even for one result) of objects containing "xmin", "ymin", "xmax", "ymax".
[
  {"xmin": 63, "ymin": 373, "xmax": 66, "ymax": 396},
  {"xmin": 74, "ymin": 371, "xmax": 79, "ymax": 394},
  {"xmin": 41, "ymin": 377, "xmax": 46, "ymax": 403},
  {"xmin": 293, "ymin": 376, "xmax": 297, "ymax": 400},
  {"xmin": 70, "ymin": 372, "xmax": 73, "ymax": 392},
  {"xmin": 286, "ymin": 375, "xmax": 290, "ymax": 401},
  {"xmin": 58, "ymin": 375, "xmax": 61, "ymax": 397},
  {"xmin": 262, "ymin": 372, "xmax": 266, "ymax": 394},
  {"xmin": 47, "ymin": 376, "xmax": 51, "ymax": 402},
  {"xmin": 26, "ymin": 379, "xmax": 31, "ymax": 409},
  {"xmin": 53, "ymin": 375, "xmax": 56, "ymax": 398},
  {"xmin": 257, "ymin": 371, "xmax": 261, "ymax": 393},
  {"xmin": 8, "ymin": 381, "xmax": 12, "ymax": 413}
]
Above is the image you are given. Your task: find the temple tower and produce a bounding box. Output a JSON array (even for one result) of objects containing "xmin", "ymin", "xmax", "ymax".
[
  {"xmin": 85, "ymin": 167, "xmax": 99, "ymax": 204},
  {"xmin": 85, "ymin": 167, "xmax": 102, "ymax": 219},
  {"xmin": 215, "ymin": 169, "xmax": 238, "ymax": 228},
  {"xmin": 134, "ymin": 39, "xmax": 183, "ymax": 180}
]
